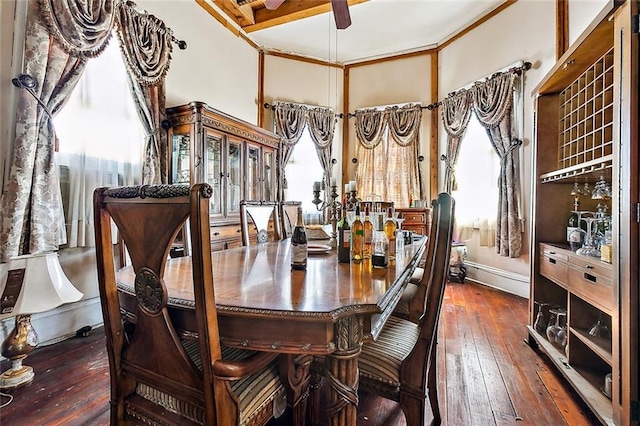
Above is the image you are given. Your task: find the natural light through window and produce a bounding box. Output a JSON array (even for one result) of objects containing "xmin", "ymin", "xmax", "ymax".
[
  {"xmin": 53, "ymin": 37, "xmax": 144, "ymax": 247},
  {"xmin": 452, "ymin": 114, "xmax": 500, "ymax": 229},
  {"xmin": 284, "ymin": 129, "xmax": 325, "ymax": 217}
]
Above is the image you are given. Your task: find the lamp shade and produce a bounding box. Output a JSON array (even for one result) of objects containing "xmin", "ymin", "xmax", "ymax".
[{"xmin": 0, "ymin": 253, "xmax": 83, "ymax": 320}]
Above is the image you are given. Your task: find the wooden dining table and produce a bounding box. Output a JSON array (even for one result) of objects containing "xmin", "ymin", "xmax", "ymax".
[{"xmin": 116, "ymin": 236, "xmax": 426, "ymax": 426}]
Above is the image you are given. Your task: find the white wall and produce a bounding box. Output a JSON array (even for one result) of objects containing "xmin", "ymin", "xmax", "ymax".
[
  {"xmin": 568, "ymin": 0, "xmax": 611, "ymax": 46},
  {"xmin": 347, "ymin": 54, "xmax": 433, "ymax": 199}
]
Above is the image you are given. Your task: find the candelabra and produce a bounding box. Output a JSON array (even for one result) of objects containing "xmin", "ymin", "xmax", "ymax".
[{"xmin": 312, "ymin": 184, "xmax": 342, "ymax": 248}]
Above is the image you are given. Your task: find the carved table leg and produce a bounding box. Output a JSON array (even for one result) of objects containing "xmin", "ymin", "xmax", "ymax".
[
  {"xmin": 279, "ymin": 354, "xmax": 312, "ymax": 426},
  {"xmin": 325, "ymin": 316, "xmax": 363, "ymax": 426}
]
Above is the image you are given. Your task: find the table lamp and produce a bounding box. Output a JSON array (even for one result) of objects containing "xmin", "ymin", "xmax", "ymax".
[{"xmin": 0, "ymin": 252, "xmax": 83, "ymax": 389}]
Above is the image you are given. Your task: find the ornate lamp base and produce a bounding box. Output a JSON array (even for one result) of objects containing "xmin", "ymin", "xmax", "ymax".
[
  {"xmin": 0, "ymin": 314, "xmax": 38, "ymax": 389},
  {"xmin": 0, "ymin": 359, "xmax": 35, "ymax": 389}
]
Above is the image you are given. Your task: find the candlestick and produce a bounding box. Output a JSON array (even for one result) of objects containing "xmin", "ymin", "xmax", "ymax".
[{"xmin": 311, "ymin": 184, "xmax": 342, "ymax": 248}]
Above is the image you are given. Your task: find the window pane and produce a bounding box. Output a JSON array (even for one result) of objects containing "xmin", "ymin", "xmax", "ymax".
[
  {"xmin": 452, "ymin": 115, "xmax": 500, "ymax": 224},
  {"xmin": 284, "ymin": 130, "xmax": 324, "ymax": 217}
]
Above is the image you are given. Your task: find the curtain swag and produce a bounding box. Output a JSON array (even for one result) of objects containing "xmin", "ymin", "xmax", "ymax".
[
  {"xmin": 38, "ymin": 0, "xmax": 115, "ymax": 57},
  {"xmin": 354, "ymin": 104, "xmax": 422, "ymax": 150},
  {"xmin": 115, "ymin": 0, "xmax": 174, "ymax": 87}
]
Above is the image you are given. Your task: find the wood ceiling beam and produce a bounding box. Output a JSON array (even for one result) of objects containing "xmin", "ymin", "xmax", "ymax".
[
  {"xmin": 244, "ymin": 0, "xmax": 367, "ymax": 33},
  {"xmin": 212, "ymin": 0, "xmax": 256, "ymax": 26}
]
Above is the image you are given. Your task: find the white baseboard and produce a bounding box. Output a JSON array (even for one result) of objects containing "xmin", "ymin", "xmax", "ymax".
[
  {"xmin": 0, "ymin": 297, "xmax": 104, "ymax": 354},
  {"xmin": 463, "ymin": 261, "xmax": 530, "ymax": 299}
]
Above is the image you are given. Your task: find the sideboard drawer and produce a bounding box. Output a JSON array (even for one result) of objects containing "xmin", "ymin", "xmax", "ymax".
[
  {"xmin": 397, "ymin": 208, "xmax": 431, "ymax": 237},
  {"xmin": 539, "ymin": 253, "xmax": 568, "ymax": 287},
  {"xmin": 568, "ymin": 266, "xmax": 613, "ymax": 313}
]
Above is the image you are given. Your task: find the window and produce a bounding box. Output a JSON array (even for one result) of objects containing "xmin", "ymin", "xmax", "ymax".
[
  {"xmin": 451, "ymin": 114, "xmax": 500, "ymax": 243},
  {"xmin": 54, "ymin": 37, "xmax": 144, "ymax": 248},
  {"xmin": 284, "ymin": 129, "xmax": 325, "ymax": 223}
]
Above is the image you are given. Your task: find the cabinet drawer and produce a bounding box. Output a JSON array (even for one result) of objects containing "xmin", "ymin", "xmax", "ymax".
[
  {"xmin": 403, "ymin": 225, "xmax": 426, "ymax": 235},
  {"xmin": 540, "ymin": 254, "xmax": 568, "ymax": 287},
  {"xmin": 403, "ymin": 212, "xmax": 427, "ymax": 224},
  {"xmin": 211, "ymin": 224, "xmax": 242, "ymax": 240},
  {"xmin": 568, "ymin": 256, "xmax": 612, "ymax": 280},
  {"xmin": 568, "ymin": 267, "xmax": 613, "ymax": 313},
  {"xmin": 540, "ymin": 244, "xmax": 569, "ymax": 262}
]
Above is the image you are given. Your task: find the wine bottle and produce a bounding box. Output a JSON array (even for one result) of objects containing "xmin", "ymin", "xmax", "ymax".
[
  {"xmin": 384, "ymin": 208, "xmax": 397, "ymax": 260},
  {"xmin": 363, "ymin": 205, "xmax": 373, "ymax": 259},
  {"xmin": 291, "ymin": 206, "xmax": 308, "ymax": 270},
  {"xmin": 337, "ymin": 202, "xmax": 351, "ymax": 263},
  {"xmin": 351, "ymin": 205, "xmax": 364, "ymax": 262}
]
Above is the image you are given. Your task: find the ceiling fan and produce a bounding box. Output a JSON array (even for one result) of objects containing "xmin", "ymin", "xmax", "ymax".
[{"xmin": 263, "ymin": 0, "xmax": 351, "ymax": 29}]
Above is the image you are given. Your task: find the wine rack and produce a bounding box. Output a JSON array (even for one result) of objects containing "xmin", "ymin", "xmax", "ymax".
[{"xmin": 558, "ymin": 48, "xmax": 614, "ymax": 170}]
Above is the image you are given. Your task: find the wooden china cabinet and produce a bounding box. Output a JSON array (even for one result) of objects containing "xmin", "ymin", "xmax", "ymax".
[
  {"xmin": 166, "ymin": 101, "xmax": 281, "ymax": 251},
  {"xmin": 528, "ymin": 2, "xmax": 638, "ymax": 425}
]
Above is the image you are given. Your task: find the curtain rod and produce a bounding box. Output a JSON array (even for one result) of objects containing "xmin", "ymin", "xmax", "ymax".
[
  {"xmin": 263, "ymin": 61, "xmax": 531, "ymax": 119},
  {"xmin": 263, "ymin": 102, "xmax": 345, "ymax": 118}
]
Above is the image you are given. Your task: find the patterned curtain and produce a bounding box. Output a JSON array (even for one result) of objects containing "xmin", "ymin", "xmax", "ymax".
[
  {"xmin": 0, "ymin": 0, "xmax": 113, "ymax": 261},
  {"xmin": 116, "ymin": 0, "xmax": 173, "ymax": 184},
  {"xmin": 306, "ymin": 107, "xmax": 336, "ymax": 191},
  {"xmin": 387, "ymin": 105, "xmax": 421, "ymax": 201},
  {"xmin": 273, "ymin": 102, "xmax": 308, "ymax": 200},
  {"xmin": 354, "ymin": 108, "xmax": 386, "ymax": 200},
  {"xmin": 440, "ymin": 91, "xmax": 473, "ymax": 193},
  {"xmin": 471, "ymin": 72, "xmax": 522, "ymax": 257}
]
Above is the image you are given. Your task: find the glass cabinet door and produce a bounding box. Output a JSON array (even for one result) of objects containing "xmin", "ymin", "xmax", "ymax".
[
  {"xmin": 263, "ymin": 148, "xmax": 274, "ymax": 201},
  {"xmin": 227, "ymin": 139, "xmax": 242, "ymax": 216},
  {"xmin": 171, "ymin": 134, "xmax": 191, "ymax": 184},
  {"xmin": 246, "ymin": 144, "xmax": 260, "ymax": 200},
  {"xmin": 205, "ymin": 133, "xmax": 222, "ymax": 216}
]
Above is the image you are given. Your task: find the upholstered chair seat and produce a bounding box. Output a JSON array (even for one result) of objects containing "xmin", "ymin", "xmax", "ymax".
[{"xmin": 359, "ymin": 316, "xmax": 419, "ymax": 392}]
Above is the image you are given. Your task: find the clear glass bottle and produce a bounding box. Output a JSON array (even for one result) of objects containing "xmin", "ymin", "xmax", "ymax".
[
  {"xmin": 291, "ymin": 206, "xmax": 308, "ymax": 270},
  {"xmin": 351, "ymin": 205, "xmax": 364, "ymax": 262},
  {"xmin": 363, "ymin": 205, "xmax": 373, "ymax": 259},
  {"xmin": 384, "ymin": 208, "xmax": 397, "ymax": 260},
  {"xmin": 337, "ymin": 202, "xmax": 351, "ymax": 263},
  {"xmin": 371, "ymin": 222, "xmax": 389, "ymax": 268}
]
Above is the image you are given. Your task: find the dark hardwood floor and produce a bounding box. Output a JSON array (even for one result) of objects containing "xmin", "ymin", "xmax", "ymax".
[{"xmin": 0, "ymin": 280, "xmax": 598, "ymax": 425}]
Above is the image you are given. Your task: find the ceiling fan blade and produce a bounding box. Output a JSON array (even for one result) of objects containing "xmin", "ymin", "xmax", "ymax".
[
  {"xmin": 331, "ymin": 0, "xmax": 351, "ymax": 30},
  {"xmin": 264, "ymin": 0, "xmax": 286, "ymax": 10}
]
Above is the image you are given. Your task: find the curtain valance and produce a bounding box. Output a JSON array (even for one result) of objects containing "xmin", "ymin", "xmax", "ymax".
[
  {"xmin": 39, "ymin": 0, "xmax": 114, "ymax": 57},
  {"xmin": 354, "ymin": 104, "xmax": 422, "ymax": 149},
  {"xmin": 115, "ymin": 1, "xmax": 174, "ymax": 86}
]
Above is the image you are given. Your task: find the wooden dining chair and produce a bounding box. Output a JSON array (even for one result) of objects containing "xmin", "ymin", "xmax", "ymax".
[
  {"xmin": 392, "ymin": 198, "xmax": 441, "ymax": 323},
  {"xmin": 240, "ymin": 200, "xmax": 283, "ymax": 246},
  {"xmin": 93, "ymin": 184, "xmax": 286, "ymax": 426},
  {"xmin": 279, "ymin": 201, "xmax": 302, "ymax": 238},
  {"xmin": 358, "ymin": 192, "xmax": 455, "ymax": 426}
]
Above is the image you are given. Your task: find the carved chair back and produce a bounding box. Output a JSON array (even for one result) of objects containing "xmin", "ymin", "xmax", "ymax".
[
  {"xmin": 93, "ymin": 184, "xmax": 283, "ymax": 425},
  {"xmin": 280, "ymin": 201, "xmax": 302, "ymax": 238},
  {"xmin": 240, "ymin": 200, "xmax": 283, "ymax": 246}
]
